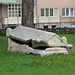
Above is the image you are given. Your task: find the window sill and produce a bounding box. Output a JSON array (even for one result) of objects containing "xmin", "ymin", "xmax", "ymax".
[
  {"xmin": 40, "ymin": 16, "xmax": 58, "ymax": 17},
  {"xmin": 62, "ymin": 16, "xmax": 75, "ymax": 17}
]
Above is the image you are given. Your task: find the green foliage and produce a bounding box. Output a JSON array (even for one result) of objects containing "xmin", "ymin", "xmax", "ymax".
[
  {"xmin": 0, "ymin": 29, "xmax": 6, "ymax": 36},
  {"xmin": 56, "ymin": 28, "xmax": 75, "ymax": 34},
  {"xmin": 0, "ymin": 35, "xmax": 75, "ymax": 75},
  {"xmin": 39, "ymin": 28, "xmax": 75, "ymax": 34},
  {"xmin": 32, "ymin": 41, "xmax": 46, "ymax": 47}
]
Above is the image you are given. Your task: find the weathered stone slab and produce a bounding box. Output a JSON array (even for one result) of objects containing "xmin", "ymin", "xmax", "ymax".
[
  {"xmin": 8, "ymin": 38, "xmax": 68, "ymax": 56},
  {"xmin": 66, "ymin": 44, "xmax": 73, "ymax": 51},
  {"xmin": 8, "ymin": 38, "xmax": 37, "ymax": 52},
  {"xmin": 31, "ymin": 47, "xmax": 68, "ymax": 56},
  {"xmin": 40, "ymin": 47, "xmax": 68, "ymax": 56},
  {"xmin": 9, "ymin": 25, "xmax": 67, "ymax": 47},
  {"xmin": 6, "ymin": 28, "xmax": 13, "ymax": 36},
  {"xmin": 7, "ymin": 26, "xmax": 73, "ymax": 56}
]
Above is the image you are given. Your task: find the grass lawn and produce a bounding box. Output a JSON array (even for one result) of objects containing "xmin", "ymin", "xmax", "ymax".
[{"xmin": 0, "ymin": 34, "xmax": 75, "ymax": 75}]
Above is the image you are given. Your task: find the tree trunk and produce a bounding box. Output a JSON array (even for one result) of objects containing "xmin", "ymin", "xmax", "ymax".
[{"xmin": 22, "ymin": 0, "xmax": 34, "ymax": 28}]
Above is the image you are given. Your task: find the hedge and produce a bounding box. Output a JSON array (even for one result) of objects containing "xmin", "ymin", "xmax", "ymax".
[
  {"xmin": 39, "ymin": 28, "xmax": 75, "ymax": 34},
  {"xmin": 0, "ymin": 29, "xmax": 6, "ymax": 36}
]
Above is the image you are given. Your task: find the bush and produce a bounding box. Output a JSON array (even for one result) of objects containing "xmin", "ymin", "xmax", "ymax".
[
  {"xmin": 39, "ymin": 28, "xmax": 75, "ymax": 34},
  {"xmin": 0, "ymin": 29, "xmax": 6, "ymax": 36},
  {"xmin": 55, "ymin": 28, "xmax": 75, "ymax": 34}
]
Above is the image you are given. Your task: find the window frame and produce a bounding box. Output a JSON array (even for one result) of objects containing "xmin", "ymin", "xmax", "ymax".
[
  {"xmin": 41, "ymin": 8, "xmax": 45, "ymax": 17},
  {"xmin": 8, "ymin": 4, "xmax": 22, "ymax": 17},
  {"xmin": 62, "ymin": 8, "xmax": 75, "ymax": 17},
  {"xmin": 41, "ymin": 8, "xmax": 58, "ymax": 17}
]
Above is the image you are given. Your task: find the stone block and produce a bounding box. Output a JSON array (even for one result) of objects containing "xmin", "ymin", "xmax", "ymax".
[
  {"xmin": 9, "ymin": 25, "xmax": 67, "ymax": 47},
  {"xmin": 7, "ymin": 25, "xmax": 73, "ymax": 56},
  {"xmin": 6, "ymin": 28, "xmax": 13, "ymax": 36}
]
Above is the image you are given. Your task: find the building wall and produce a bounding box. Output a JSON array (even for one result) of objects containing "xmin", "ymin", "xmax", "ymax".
[
  {"xmin": 3, "ymin": 17, "xmax": 21, "ymax": 25},
  {"xmin": 0, "ymin": 0, "xmax": 22, "ymax": 4},
  {"xmin": 2, "ymin": 4, "xmax": 22, "ymax": 27},
  {"xmin": 0, "ymin": 5, "xmax": 2, "ymax": 22},
  {"xmin": 37, "ymin": 0, "xmax": 75, "ymax": 16},
  {"xmin": 1, "ymin": 0, "xmax": 75, "ymax": 28},
  {"xmin": 33, "ymin": 0, "xmax": 75, "ymax": 28},
  {"xmin": 2, "ymin": 5, "xmax": 8, "ymax": 18},
  {"xmin": 37, "ymin": 0, "xmax": 75, "ymax": 23}
]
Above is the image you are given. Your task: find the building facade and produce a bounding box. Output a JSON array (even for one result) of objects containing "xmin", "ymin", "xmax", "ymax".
[
  {"xmin": 0, "ymin": 0, "xmax": 22, "ymax": 29},
  {"xmin": 0, "ymin": 0, "xmax": 75, "ymax": 29},
  {"xmin": 35, "ymin": 0, "xmax": 75, "ymax": 29}
]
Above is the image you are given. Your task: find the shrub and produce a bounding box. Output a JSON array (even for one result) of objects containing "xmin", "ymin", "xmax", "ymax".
[
  {"xmin": 56, "ymin": 28, "xmax": 75, "ymax": 34},
  {"xmin": 0, "ymin": 29, "xmax": 6, "ymax": 36},
  {"xmin": 39, "ymin": 28, "xmax": 75, "ymax": 34}
]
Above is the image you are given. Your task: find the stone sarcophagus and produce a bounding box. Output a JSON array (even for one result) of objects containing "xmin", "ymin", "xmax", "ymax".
[{"xmin": 7, "ymin": 25, "xmax": 73, "ymax": 56}]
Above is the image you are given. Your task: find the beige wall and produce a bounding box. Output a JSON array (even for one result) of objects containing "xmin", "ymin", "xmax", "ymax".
[
  {"xmin": 37, "ymin": 0, "xmax": 75, "ymax": 16},
  {"xmin": 34, "ymin": 0, "xmax": 75, "ymax": 28},
  {"xmin": 2, "ymin": 0, "xmax": 75, "ymax": 28},
  {"xmin": 2, "ymin": 17, "xmax": 21, "ymax": 25},
  {"xmin": 2, "ymin": 5, "xmax": 8, "ymax": 18}
]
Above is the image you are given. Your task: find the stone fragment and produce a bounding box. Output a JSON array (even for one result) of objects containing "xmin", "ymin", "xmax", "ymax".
[
  {"xmin": 8, "ymin": 38, "xmax": 68, "ymax": 56},
  {"xmin": 6, "ymin": 28, "xmax": 13, "ymax": 36},
  {"xmin": 9, "ymin": 25, "xmax": 67, "ymax": 47},
  {"xmin": 8, "ymin": 38, "xmax": 34, "ymax": 53},
  {"xmin": 40, "ymin": 47, "xmax": 68, "ymax": 56},
  {"xmin": 66, "ymin": 44, "xmax": 73, "ymax": 51},
  {"xmin": 7, "ymin": 26, "xmax": 73, "ymax": 56}
]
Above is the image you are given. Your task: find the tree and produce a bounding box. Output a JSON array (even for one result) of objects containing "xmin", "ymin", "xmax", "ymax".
[{"xmin": 22, "ymin": 0, "xmax": 34, "ymax": 28}]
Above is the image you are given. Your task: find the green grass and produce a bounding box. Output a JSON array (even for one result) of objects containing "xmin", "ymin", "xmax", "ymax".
[
  {"xmin": 58, "ymin": 34, "xmax": 75, "ymax": 51},
  {"xmin": 0, "ymin": 34, "xmax": 75, "ymax": 75}
]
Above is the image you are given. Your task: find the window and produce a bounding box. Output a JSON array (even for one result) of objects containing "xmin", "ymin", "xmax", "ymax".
[
  {"xmin": 52, "ymin": 25, "xmax": 56, "ymax": 29},
  {"xmin": 70, "ymin": 8, "xmax": 73, "ymax": 16},
  {"xmin": 66, "ymin": 8, "xmax": 69, "ymax": 16},
  {"xmin": 50, "ymin": 9, "xmax": 53, "ymax": 16},
  {"xmin": 46, "ymin": 8, "xmax": 49, "ymax": 16},
  {"xmin": 54, "ymin": 8, "xmax": 58, "ymax": 16},
  {"xmin": 41, "ymin": 9, "xmax": 44, "ymax": 16},
  {"xmin": 62, "ymin": 8, "xmax": 65, "ymax": 16},
  {"xmin": 8, "ymin": 4, "xmax": 22, "ymax": 17},
  {"xmin": 44, "ymin": 26, "xmax": 48, "ymax": 30},
  {"xmin": 34, "ymin": 0, "xmax": 36, "ymax": 4},
  {"xmin": 41, "ymin": 8, "xmax": 58, "ymax": 17},
  {"xmin": 74, "ymin": 8, "xmax": 75, "ymax": 16},
  {"xmin": 62, "ymin": 8, "xmax": 75, "ymax": 17}
]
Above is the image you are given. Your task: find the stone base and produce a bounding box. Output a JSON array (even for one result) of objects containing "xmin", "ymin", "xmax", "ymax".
[
  {"xmin": 8, "ymin": 38, "xmax": 68, "ymax": 56},
  {"xmin": 7, "ymin": 26, "xmax": 73, "ymax": 56},
  {"xmin": 66, "ymin": 44, "xmax": 73, "ymax": 52},
  {"xmin": 40, "ymin": 48, "xmax": 68, "ymax": 56}
]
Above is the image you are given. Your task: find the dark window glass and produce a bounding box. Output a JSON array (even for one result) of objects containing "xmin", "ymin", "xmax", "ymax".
[
  {"xmin": 70, "ymin": 8, "xmax": 73, "ymax": 16},
  {"xmin": 62, "ymin": 8, "xmax": 65, "ymax": 16},
  {"xmin": 41, "ymin": 9, "xmax": 44, "ymax": 16},
  {"xmin": 46, "ymin": 8, "xmax": 49, "ymax": 16},
  {"xmin": 66, "ymin": 8, "xmax": 69, "ymax": 16},
  {"xmin": 50, "ymin": 9, "xmax": 53, "ymax": 16}
]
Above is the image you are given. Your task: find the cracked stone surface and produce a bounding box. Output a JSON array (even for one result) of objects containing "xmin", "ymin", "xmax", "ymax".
[
  {"xmin": 6, "ymin": 25, "xmax": 73, "ymax": 56},
  {"xmin": 8, "ymin": 25, "xmax": 67, "ymax": 47}
]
